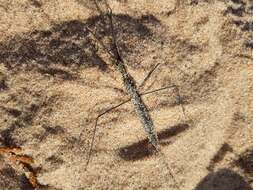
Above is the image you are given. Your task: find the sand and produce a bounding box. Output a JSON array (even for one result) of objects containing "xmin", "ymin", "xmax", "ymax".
[{"xmin": 0, "ymin": 0, "xmax": 252, "ymax": 189}]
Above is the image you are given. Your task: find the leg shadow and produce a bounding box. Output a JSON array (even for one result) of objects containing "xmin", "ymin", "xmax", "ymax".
[
  {"xmin": 118, "ymin": 123, "xmax": 190, "ymax": 161},
  {"xmin": 195, "ymin": 169, "xmax": 252, "ymax": 190},
  {"xmin": 207, "ymin": 143, "xmax": 234, "ymax": 171}
]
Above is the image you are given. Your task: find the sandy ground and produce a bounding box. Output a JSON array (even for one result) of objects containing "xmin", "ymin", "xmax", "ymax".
[{"xmin": 0, "ymin": 0, "xmax": 253, "ymax": 189}]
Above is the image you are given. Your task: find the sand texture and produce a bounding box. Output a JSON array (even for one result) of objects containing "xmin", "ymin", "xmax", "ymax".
[{"xmin": 0, "ymin": 0, "xmax": 253, "ymax": 189}]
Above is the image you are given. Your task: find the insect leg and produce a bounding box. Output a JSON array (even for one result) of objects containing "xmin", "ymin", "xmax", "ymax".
[
  {"xmin": 141, "ymin": 85, "xmax": 186, "ymax": 118},
  {"xmin": 81, "ymin": 98, "xmax": 131, "ymax": 169},
  {"xmin": 83, "ymin": 84, "xmax": 186, "ymax": 169},
  {"xmin": 139, "ymin": 63, "xmax": 162, "ymax": 89}
]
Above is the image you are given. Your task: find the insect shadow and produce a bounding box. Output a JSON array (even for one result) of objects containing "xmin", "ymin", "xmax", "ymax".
[{"xmin": 118, "ymin": 123, "xmax": 190, "ymax": 161}]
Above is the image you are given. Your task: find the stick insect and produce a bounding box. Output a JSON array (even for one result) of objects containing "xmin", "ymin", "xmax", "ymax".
[{"xmin": 79, "ymin": 0, "xmax": 186, "ymax": 171}]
